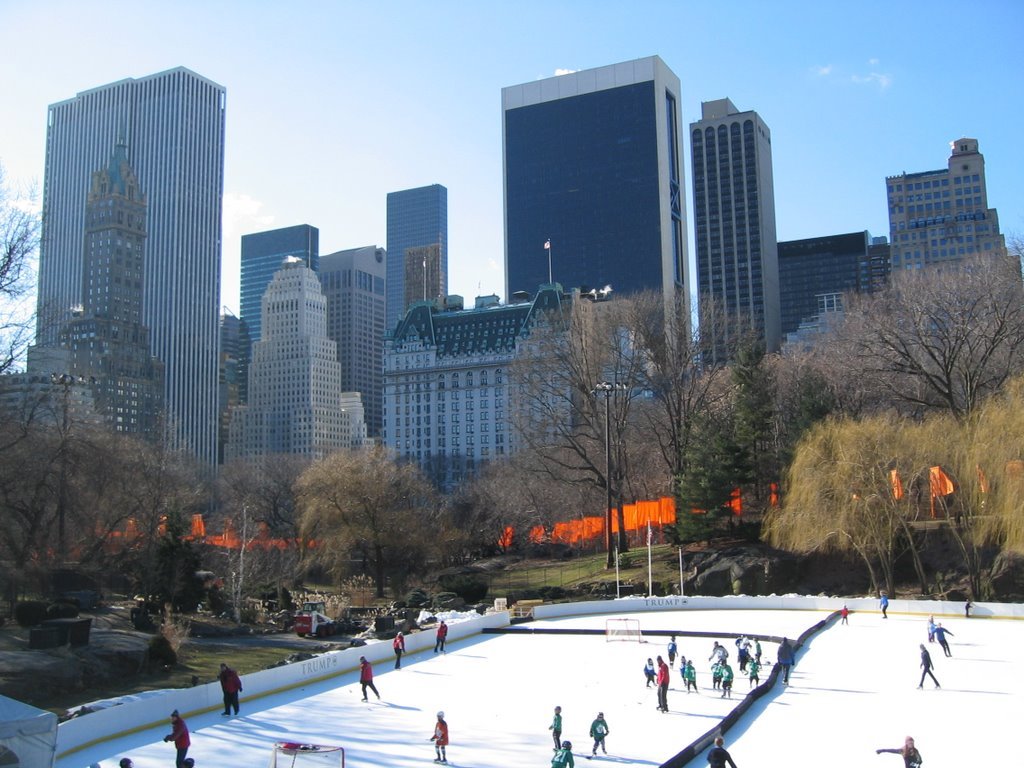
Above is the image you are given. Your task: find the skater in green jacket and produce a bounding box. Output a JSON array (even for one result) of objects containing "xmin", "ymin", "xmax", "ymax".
[
  {"xmin": 552, "ymin": 740, "xmax": 575, "ymax": 768},
  {"xmin": 589, "ymin": 712, "xmax": 609, "ymax": 757},
  {"xmin": 720, "ymin": 662, "xmax": 735, "ymax": 698}
]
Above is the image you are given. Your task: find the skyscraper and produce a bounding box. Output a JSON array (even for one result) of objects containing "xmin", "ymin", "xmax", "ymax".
[
  {"xmin": 29, "ymin": 138, "xmax": 165, "ymax": 435},
  {"xmin": 37, "ymin": 67, "xmax": 226, "ymax": 466},
  {"xmin": 218, "ymin": 311, "xmax": 250, "ymax": 464},
  {"xmin": 319, "ymin": 246, "xmax": 386, "ymax": 438},
  {"xmin": 226, "ymin": 259, "xmax": 367, "ymax": 461},
  {"xmin": 240, "ymin": 224, "xmax": 320, "ymax": 348},
  {"xmin": 386, "ymin": 184, "xmax": 447, "ymax": 332},
  {"xmin": 502, "ymin": 56, "xmax": 688, "ymax": 306},
  {"xmin": 886, "ymin": 138, "xmax": 1005, "ymax": 270},
  {"xmin": 690, "ymin": 98, "xmax": 780, "ymax": 359}
]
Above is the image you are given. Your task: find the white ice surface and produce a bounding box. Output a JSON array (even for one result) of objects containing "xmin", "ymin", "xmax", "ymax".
[{"xmin": 65, "ymin": 607, "xmax": 1024, "ymax": 767}]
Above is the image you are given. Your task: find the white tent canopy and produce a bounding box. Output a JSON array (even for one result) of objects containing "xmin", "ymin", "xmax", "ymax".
[{"xmin": 0, "ymin": 695, "xmax": 57, "ymax": 768}]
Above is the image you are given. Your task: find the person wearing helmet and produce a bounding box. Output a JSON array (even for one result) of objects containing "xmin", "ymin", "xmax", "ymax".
[
  {"xmin": 430, "ymin": 711, "xmax": 449, "ymax": 763},
  {"xmin": 552, "ymin": 740, "xmax": 574, "ymax": 768},
  {"xmin": 589, "ymin": 712, "xmax": 609, "ymax": 757}
]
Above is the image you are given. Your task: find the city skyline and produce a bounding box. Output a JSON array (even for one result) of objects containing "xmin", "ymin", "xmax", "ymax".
[{"xmin": 2, "ymin": 2, "xmax": 1022, "ymax": 320}]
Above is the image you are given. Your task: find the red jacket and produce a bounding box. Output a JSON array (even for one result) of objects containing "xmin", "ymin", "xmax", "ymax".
[
  {"xmin": 166, "ymin": 717, "xmax": 190, "ymax": 749},
  {"xmin": 393, "ymin": 634, "xmax": 405, "ymax": 651},
  {"xmin": 432, "ymin": 719, "xmax": 449, "ymax": 746},
  {"xmin": 219, "ymin": 666, "xmax": 242, "ymax": 693},
  {"xmin": 656, "ymin": 661, "xmax": 670, "ymax": 685},
  {"xmin": 437, "ymin": 622, "xmax": 448, "ymax": 638},
  {"xmin": 360, "ymin": 659, "xmax": 374, "ymax": 683}
]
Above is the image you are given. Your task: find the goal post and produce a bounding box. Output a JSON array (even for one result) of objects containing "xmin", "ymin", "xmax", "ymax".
[
  {"xmin": 269, "ymin": 742, "xmax": 345, "ymax": 768},
  {"xmin": 605, "ymin": 618, "xmax": 644, "ymax": 642}
]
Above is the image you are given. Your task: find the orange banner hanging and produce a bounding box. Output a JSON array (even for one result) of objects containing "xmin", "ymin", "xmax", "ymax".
[{"xmin": 890, "ymin": 469, "xmax": 904, "ymax": 500}]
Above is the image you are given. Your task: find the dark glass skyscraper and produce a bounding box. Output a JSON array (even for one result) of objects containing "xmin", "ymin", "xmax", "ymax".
[
  {"xmin": 36, "ymin": 67, "xmax": 225, "ymax": 467},
  {"xmin": 240, "ymin": 224, "xmax": 320, "ymax": 348},
  {"xmin": 503, "ymin": 56, "xmax": 688, "ymax": 305},
  {"xmin": 386, "ymin": 184, "xmax": 447, "ymax": 332}
]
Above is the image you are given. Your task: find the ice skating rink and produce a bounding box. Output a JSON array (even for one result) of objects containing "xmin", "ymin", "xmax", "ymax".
[{"xmin": 65, "ymin": 606, "xmax": 1024, "ymax": 767}]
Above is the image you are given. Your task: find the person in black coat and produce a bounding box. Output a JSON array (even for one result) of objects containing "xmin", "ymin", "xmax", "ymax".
[
  {"xmin": 707, "ymin": 736, "xmax": 738, "ymax": 768},
  {"xmin": 917, "ymin": 644, "xmax": 940, "ymax": 689},
  {"xmin": 876, "ymin": 735, "xmax": 923, "ymax": 768}
]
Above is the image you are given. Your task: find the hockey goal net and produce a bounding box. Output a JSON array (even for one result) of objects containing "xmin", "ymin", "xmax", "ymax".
[
  {"xmin": 269, "ymin": 742, "xmax": 345, "ymax": 767},
  {"xmin": 606, "ymin": 618, "xmax": 644, "ymax": 642}
]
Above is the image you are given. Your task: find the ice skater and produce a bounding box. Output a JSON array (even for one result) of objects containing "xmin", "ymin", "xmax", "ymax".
[
  {"xmin": 430, "ymin": 711, "xmax": 449, "ymax": 763},
  {"xmin": 965, "ymin": 599, "xmax": 972, "ymax": 617},
  {"xmin": 876, "ymin": 735, "xmax": 922, "ymax": 768},
  {"xmin": 683, "ymin": 659, "xmax": 697, "ymax": 692},
  {"xmin": 737, "ymin": 641, "xmax": 750, "ymax": 672},
  {"xmin": 719, "ymin": 661, "xmax": 734, "ymax": 698},
  {"xmin": 359, "ymin": 656, "xmax": 380, "ymax": 701},
  {"xmin": 218, "ymin": 662, "xmax": 242, "ymax": 716},
  {"xmin": 747, "ymin": 658, "xmax": 760, "ymax": 688},
  {"xmin": 933, "ymin": 623, "xmax": 954, "ymax": 657},
  {"xmin": 667, "ymin": 635, "xmax": 678, "ymax": 667},
  {"xmin": 643, "ymin": 658, "xmax": 656, "ymax": 687},
  {"xmin": 880, "ymin": 592, "xmax": 889, "ymax": 619},
  {"xmin": 707, "ymin": 736, "xmax": 738, "ymax": 768},
  {"xmin": 777, "ymin": 637, "xmax": 795, "ymax": 684},
  {"xmin": 918, "ymin": 644, "xmax": 940, "ymax": 689},
  {"xmin": 549, "ymin": 706, "xmax": 563, "ymax": 751},
  {"xmin": 393, "ymin": 630, "xmax": 406, "ymax": 669},
  {"xmin": 588, "ymin": 711, "xmax": 609, "ymax": 757},
  {"xmin": 926, "ymin": 615, "xmax": 936, "ymax": 643},
  {"xmin": 552, "ymin": 740, "xmax": 575, "ymax": 768},
  {"xmin": 708, "ymin": 641, "xmax": 727, "ymax": 664},
  {"xmin": 434, "ymin": 620, "xmax": 448, "ymax": 653},
  {"xmin": 656, "ymin": 655, "xmax": 670, "ymax": 712},
  {"xmin": 840, "ymin": 605, "xmax": 849, "ymax": 625},
  {"xmin": 163, "ymin": 710, "xmax": 190, "ymax": 768},
  {"xmin": 711, "ymin": 661, "xmax": 723, "ymax": 690}
]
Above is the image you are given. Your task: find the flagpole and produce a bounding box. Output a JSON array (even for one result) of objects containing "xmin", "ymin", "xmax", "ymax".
[
  {"xmin": 647, "ymin": 521, "xmax": 653, "ymax": 597},
  {"xmin": 614, "ymin": 544, "xmax": 620, "ymax": 599},
  {"xmin": 544, "ymin": 239, "xmax": 552, "ymax": 284},
  {"xmin": 678, "ymin": 547, "xmax": 684, "ymax": 597}
]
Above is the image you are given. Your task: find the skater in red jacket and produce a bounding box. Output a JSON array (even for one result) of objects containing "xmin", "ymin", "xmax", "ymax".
[
  {"xmin": 394, "ymin": 631, "xmax": 406, "ymax": 669},
  {"xmin": 163, "ymin": 710, "xmax": 190, "ymax": 768},
  {"xmin": 434, "ymin": 620, "xmax": 448, "ymax": 653},
  {"xmin": 430, "ymin": 711, "xmax": 449, "ymax": 763},
  {"xmin": 218, "ymin": 662, "xmax": 243, "ymax": 715},
  {"xmin": 656, "ymin": 655, "xmax": 670, "ymax": 712},
  {"xmin": 359, "ymin": 656, "xmax": 380, "ymax": 701}
]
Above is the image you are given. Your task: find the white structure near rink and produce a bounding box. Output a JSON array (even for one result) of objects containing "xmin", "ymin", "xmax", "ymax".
[{"xmin": 382, "ymin": 284, "xmax": 572, "ymax": 489}]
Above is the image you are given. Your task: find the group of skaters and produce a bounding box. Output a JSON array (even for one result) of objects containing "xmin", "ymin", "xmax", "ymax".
[
  {"xmin": 645, "ymin": 634, "xmax": 787, "ymax": 704},
  {"xmin": 548, "ymin": 707, "xmax": 610, "ymax": 763}
]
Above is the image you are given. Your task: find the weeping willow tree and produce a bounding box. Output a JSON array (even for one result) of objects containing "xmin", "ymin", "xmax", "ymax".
[{"xmin": 764, "ymin": 416, "xmax": 922, "ymax": 596}]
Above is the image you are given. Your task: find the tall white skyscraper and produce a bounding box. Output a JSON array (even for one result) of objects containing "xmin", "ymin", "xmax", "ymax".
[
  {"xmin": 690, "ymin": 98, "xmax": 780, "ymax": 359},
  {"xmin": 226, "ymin": 259, "xmax": 367, "ymax": 461},
  {"xmin": 37, "ymin": 67, "xmax": 226, "ymax": 466}
]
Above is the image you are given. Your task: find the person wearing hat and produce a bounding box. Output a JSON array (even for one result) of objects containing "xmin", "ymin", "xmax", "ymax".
[
  {"xmin": 588, "ymin": 711, "xmax": 609, "ymax": 757},
  {"xmin": 429, "ymin": 710, "xmax": 449, "ymax": 763},
  {"xmin": 119, "ymin": 760, "xmax": 134, "ymax": 768},
  {"xmin": 552, "ymin": 740, "xmax": 575, "ymax": 768},
  {"xmin": 359, "ymin": 656, "xmax": 380, "ymax": 701},
  {"xmin": 163, "ymin": 709, "xmax": 191, "ymax": 768},
  {"xmin": 393, "ymin": 630, "xmax": 406, "ymax": 669}
]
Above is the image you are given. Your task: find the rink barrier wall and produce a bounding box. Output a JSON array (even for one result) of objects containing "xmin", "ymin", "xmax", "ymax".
[
  {"xmin": 55, "ymin": 596, "xmax": 1020, "ymax": 761},
  {"xmin": 54, "ymin": 610, "xmax": 511, "ymax": 761}
]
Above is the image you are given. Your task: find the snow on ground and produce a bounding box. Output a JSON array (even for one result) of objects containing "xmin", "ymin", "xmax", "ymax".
[{"xmin": 66, "ymin": 606, "xmax": 1024, "ymax": 768}]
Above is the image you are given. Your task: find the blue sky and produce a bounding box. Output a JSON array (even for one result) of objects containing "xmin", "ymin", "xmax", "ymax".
[{"xmin": 2, "ymin": 0, "xmax": 1022, "ymax": 315}]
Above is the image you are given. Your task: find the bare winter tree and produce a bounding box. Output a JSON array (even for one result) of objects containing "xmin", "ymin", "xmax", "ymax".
[
  {"xmin": 835, "ymin": 254, "xmax": 1024, "ymax": 419},
  {"xmin": 0, "ymin": 165, "xmax": 40, "ymax": 375}
]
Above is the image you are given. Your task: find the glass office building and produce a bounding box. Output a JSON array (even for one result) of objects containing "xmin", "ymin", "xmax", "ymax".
[
  {"xmin": 240, "ymin": 224, "xmax": 320, "ymax": 348},
  {"xmin": 37, "ymin": 67, "xmax": 225, "ymax": 467},
  {"xmin": 502, "ymin": 56, "xmax": 688, "ymax": 306},
  {"xmin": 386, "ymin": 185, "xmax": 447, "ymax": 332}
]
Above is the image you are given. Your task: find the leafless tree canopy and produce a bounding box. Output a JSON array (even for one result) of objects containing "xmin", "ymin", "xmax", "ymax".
[{"xmin": 0, "ymin": 165, "xmax": 40, "ymax": 375}]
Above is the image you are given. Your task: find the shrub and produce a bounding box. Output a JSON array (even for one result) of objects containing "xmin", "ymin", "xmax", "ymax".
[
  {"xmin": 14, "ymin": 601, "xmax": 48, "ymax": 627},
  {"xmin": 46, "ymin": 600, "xmax": 80, "ymax": 619},
  {"xmin": 437, "ymin": 575, "xmax": 489, "ymax": 603},
  {"xmin": 148, "ymin": 634, "xmax": 178, "ymax": 667}
]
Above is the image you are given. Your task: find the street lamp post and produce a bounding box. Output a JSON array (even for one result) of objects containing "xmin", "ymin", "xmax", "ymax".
[{"xmin": 593, "ymin": 381, "xmax": 626, "ymax": 569}]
